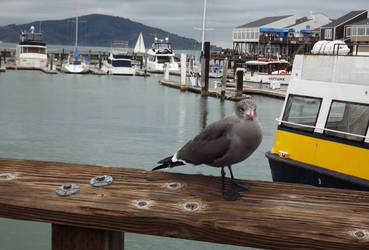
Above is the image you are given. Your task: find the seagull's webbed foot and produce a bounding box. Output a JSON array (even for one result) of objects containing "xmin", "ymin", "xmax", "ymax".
[
  {"xmin": 223, "ymin": 189, "xmax": 242, "ymax": 201},
  {"xmin": 232, "ymin": 181, "xmax": 251, "ymax": 192},
  {"xmin": 221, "ymin": 167, "xmax": 242, "ymax": 201},
  {"xmin": 228, "ymin": 166, "xmax": 251, "ymax": 192}
]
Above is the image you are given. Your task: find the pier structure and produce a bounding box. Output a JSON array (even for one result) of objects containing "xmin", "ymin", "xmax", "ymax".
[{"xmin": 0, "ymin": 158, "xmax": 369, "ymax": 249}]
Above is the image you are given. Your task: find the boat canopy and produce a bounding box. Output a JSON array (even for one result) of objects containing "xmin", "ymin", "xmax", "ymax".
[{"xmin": 244, "ymin": 59, "xmax": 289, "ymax": 66}]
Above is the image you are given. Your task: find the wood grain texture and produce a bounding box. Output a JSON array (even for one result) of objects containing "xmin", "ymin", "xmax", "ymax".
[
  {"xmin": 0, "ymin": 158, "xmax": 369, "ymax": 249},
  {"xmin": 52, "ymin": 224, "xmax": 124, "ymax": 250}
]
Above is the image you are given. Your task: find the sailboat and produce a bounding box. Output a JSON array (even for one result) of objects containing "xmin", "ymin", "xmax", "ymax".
[
  {"xmin": 61, "ymin": 0, "xmax": 89, "ymax": 74},
  {"xmin": 134, "ymin": 32, "xmax": 146, "ymax": 54}
]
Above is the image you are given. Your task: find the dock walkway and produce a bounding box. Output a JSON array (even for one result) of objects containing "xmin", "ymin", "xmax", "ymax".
[{"xmin": 159, "ymin": 79, "xmax": 286, "ymax": 100}]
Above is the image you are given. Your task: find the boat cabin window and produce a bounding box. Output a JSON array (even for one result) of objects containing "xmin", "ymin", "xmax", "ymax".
[
  {"xmin": 282, "ymin": 95, "xmax": 322, "ymax": 132},
  {"xmin": 325, "ymin": 101, "xmax": 369, "ymax": 142},
  {"xmin": 157, "ymin": 56, "xmax": 170, "ymax": 64},
  {"xmin": 112, "ymin": 60, "xmax": 132, "ymax": 67},
  {"xmin": 21, "ymin": 47, "xmax": 46, "ymax": 54},
  {"xmin": 148, "ymin": 56, "xmax": 156, "ymax": 62}
]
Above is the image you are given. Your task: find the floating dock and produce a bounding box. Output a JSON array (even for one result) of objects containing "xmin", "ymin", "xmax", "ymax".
[
  {"xmin": 159, "ymin": 79, "xmax": 286, "ymax": 100},
  {"xmin": 159, "ymin": 79, "xmax": 249, "ymax": 101}
]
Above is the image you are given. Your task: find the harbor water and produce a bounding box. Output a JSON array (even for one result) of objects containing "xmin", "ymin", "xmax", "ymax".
[{"xmin": 0, "ymin": 69, "xmax": 283, "ymax": 250}]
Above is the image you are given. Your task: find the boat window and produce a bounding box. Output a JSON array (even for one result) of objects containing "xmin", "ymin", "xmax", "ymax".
[
  {"xmin": 325, "ymin": 101, "xmax": 369, "ymax": 142},
  {"xmin": 148, "ymin": 56, "xmax": 155, "ymax": 62},
  {"xmin": 157, "ymin": 56, "xmax": 170, "ymax": 64},
  {"xmin": 282, "ymin": 95, "xmax": 322, "ymax": 132},
  {"xmin": 112, "ymin": 60, "xmax": 131, "ymax": 67}
]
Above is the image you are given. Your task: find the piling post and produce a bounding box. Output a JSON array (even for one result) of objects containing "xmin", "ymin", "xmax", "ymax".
[
  {"xmin": 52, "ymin": 224, "xmax": 124, "ymax": 250},
  {"xmin": 163, "ymin": 63, "xmax": 170, "ymax": 80},
  {"xmin": 180, "ymin": 53, "xmax": 187, "ymax": 91},
  {"xmin": 144, "ymin": 55, "xmax": 148, "ymax": 76},
  {"xmin": 98, "ymin": 52, "xmax": 102, "ymax": 69},
  {"xmin": 3, "ymin": 49, "xmax": 7, "ymax": 64},
  {"xmin": 201, "ymin": 41, "xmax": 210, "ymax": 96},
  {"xmin": 50, "ymin": 54, "xmax": 54, "ymax": 70},
  {"xmin": 221, "ymin": 58, "xmax": 228, "ymax": 100},
  {"xmin": 236, "ymin": 68, "xmax": 244, "ymax": 97}
]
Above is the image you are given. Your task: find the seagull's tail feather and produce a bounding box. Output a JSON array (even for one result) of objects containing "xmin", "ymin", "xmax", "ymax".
[{"xmin": 153, "ymin": 155, "xmax": 185, "ymax": 171}]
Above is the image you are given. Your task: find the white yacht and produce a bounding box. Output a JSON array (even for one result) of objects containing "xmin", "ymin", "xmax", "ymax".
[
  {"xmin": 16, "ymin": 26, "xmax": 47, "ymax": 69},
  {"xmin": 101, "ymin": 41, "xmax": 135, "ymax": 75},
  {"xmin": 238, "ymin": 59, "xmax": 291, "ymax": 88},
  {"xmin": 146, "ymin": 37, "xmax": 179, "ymax": 72}
]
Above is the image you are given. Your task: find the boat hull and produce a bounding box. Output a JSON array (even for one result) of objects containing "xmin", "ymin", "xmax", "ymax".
[
  {"xmin": 266, "ymin": 151, "xmax": 369, "ymax": 191},
  {"xmin": 61, "ymin": 64, "xmax": 89, "ymax": 74}
]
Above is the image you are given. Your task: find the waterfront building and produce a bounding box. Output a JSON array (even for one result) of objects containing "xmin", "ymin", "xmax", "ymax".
[
  {"xmin": 233, "ymin": 15, "xmax": 296, "ymax": 56},
  {"xmin": 320, "ymin": 10, "xmax": 368, "ymax": 40},
  {"xmin": 344, "ymin": 18, "xmax": 369, "ymax": 53},
  {"xmin": 233, "ymin": 13, "xmax": 330, "ymax": 60}
]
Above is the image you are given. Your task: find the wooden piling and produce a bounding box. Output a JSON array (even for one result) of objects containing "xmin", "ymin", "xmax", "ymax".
[
  {"xmin": 52, "ymin": 224, "xmax": 124, "ymax": 250},
  {"xmin": 201, "ymin": 42, "xmax": 210, "ymax": 96},
  {"xmin": 236, "ymin": 69, "xmax": 244, "ymax": 97},
  {"xmin": 221, "ymin": 58, "xmax": 228, "ymax": 100}
]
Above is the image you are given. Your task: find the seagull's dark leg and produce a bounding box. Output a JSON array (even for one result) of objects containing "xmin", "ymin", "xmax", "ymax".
[
  {"xmin": 228, "ymin": 166, "xmax": 251, "ymax": 191},
  {"xmin": 221, "ymin": 167, "xmax": 241, "ymax": 201}
]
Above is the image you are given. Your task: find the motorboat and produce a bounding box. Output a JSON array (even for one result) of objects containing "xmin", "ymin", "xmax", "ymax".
[
  {"xmin": 238, "ymin": 58, "xmax": 291, "ymax": 89},
  {"xmin": 146, "ymin": 37, "xmax": 179, "ymax": 73},
  {"xmin": 266, "ymin": 41, "xmax": 369, "ymax": 191},
  {"xmin": 101, "ymin": 41, "xmax": 135, "ymax": 75},
  {"xmin": 15, "ymin": 26, "xmax": 47, "ymax": 69}
]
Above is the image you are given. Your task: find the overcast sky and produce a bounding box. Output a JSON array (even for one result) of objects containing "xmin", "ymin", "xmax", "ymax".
[{"xmin": 0, "ymin": 0, "xmax": 368, "ymax": 48}]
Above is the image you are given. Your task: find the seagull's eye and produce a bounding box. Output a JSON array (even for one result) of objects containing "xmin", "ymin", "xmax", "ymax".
[{"xmin": 239, "ymin": 107, "xmax": 245, "ymax": 112}]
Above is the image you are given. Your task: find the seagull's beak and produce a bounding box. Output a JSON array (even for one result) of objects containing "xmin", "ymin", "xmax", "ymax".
[{"xmin": 247, "ymin": 111, "xmax": 254, "ymax": 120}]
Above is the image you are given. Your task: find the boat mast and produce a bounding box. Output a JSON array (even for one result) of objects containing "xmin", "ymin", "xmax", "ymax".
[
  {"xmin": 75, "ymin": 0, "xmax": 78, "ymax": 48},
  {"xmin": 201, "ymin": 0, "xmax": 207, "ymax": 53}
]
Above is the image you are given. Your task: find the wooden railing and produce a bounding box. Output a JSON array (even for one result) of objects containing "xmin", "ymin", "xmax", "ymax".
[{"xmin": 0, "ymin": 158, "xmax": 369, "ymax": 249}]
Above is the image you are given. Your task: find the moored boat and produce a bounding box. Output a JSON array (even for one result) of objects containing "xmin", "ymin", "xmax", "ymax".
[
  {"xmin": 238, "ymin": 58, "xmax": 290, "ymax": 89},
  {"xmin": 146, "ymin": 37, "xmax": 179, "ymax": 73},
  {"xmin": 16, "ymin": 26, "xmax": 48, "ymax": 69},
  {"xmin": 101, "ymin": 41, "xmax": 135, "ymax": 76},
  {"xmin": 266, "ymin": 42, "xmax": 369, "ymax": 190},
  {"xmin": 61, "ymin": 0, "xmax": 89, "ymax": 74}
]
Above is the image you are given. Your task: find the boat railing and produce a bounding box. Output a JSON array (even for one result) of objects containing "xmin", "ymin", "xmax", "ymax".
[{"xmin": 276, "ymin": 118, "xmax": 369, "ymax": 140}]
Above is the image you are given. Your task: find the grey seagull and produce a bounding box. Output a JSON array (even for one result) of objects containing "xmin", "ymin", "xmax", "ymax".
[{"xmin": 153, "ymin": 98, "xmax": 263, "ymax": 201}]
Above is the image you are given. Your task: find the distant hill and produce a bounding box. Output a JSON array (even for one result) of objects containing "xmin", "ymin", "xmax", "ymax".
[{"xmin": 0, "ymin": 14, "xmax": 203, "ymax": 50}]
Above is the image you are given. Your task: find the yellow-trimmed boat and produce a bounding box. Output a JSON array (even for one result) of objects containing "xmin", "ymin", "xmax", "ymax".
[{"xmin": 266, "ymin": 46, "xmax": 369, "ymax": 190}]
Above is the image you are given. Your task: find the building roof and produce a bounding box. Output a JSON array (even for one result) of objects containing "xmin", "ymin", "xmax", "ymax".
[
  {"xmin": 236, "ymin": 15, "xmax": 293, "ymax": 28},
  {"xmin": 286, "ymin": 17, "xmax": 309, "ymax": 28},
  {"xmin": 322, "ymin": 10, "xmax": 368, "ymax": 28},
  {"xmin": 348, "ymin": 18, "xmax": 369, "ymax": 26}
]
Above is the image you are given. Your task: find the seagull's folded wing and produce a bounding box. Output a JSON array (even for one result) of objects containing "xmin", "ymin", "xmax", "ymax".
[{"xmin": 177, "ymin": 121, "xmax": 232, "ymax": 165}]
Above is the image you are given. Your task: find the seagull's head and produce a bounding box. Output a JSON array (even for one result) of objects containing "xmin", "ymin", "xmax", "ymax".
[{"xmin": 236, "ymin": 98, "xmax": 257, "ymax": 120}]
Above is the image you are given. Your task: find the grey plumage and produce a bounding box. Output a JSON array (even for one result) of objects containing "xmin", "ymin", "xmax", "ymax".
[
  {"xmin": 154, "ymin": 98, "xmax": 263, "ymax": 170},
  {"xmin": 153, "ymin": 98, "xmax": 263, "ymax": 200}
]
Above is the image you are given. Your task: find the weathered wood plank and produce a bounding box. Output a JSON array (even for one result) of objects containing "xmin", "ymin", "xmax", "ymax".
[
  {"xmin": 52, "ymin": 224, "xmax": 124, "ymax": 250},
  {"xmin": 0, "ymin": 158, "xmax": 369, "ymax": 249}
]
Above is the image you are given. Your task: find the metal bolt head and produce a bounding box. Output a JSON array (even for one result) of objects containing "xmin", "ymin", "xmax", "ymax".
[
  {"xmin": 90, "ymin": 175, "xmax": 113, "ymax": 187},
  {"xmin": 167, "ymin": 182, "xmax": 182, "ymax": 190},
  {"xmin": 0, "ymin": 173, "xmax": 15, "ymax": 181},
  {"xmin": 56, "ymin": 184, "xmax": 80, "ymax": 197},
  {"xmin": 183, "ymin": 202, "xmax": 200, "ymax": 211}
]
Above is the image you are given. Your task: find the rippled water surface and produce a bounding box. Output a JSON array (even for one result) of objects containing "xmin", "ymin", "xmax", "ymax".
[{"xmin": 0, "ymin": 70, "xmax": 283, "ymax": 250}]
